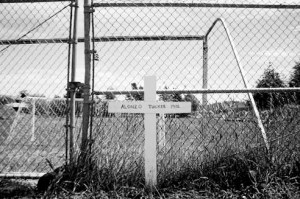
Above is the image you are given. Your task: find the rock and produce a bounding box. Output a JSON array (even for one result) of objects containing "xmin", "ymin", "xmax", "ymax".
[
  {"xmin": 37, "ymin": 166, "xmax": 66, "ymax": 193},
  {"xmin": 37, "ymin": 172, "xmax": 56, "ymax": 192}
]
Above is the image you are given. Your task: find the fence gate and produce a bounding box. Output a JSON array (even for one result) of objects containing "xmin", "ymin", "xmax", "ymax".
[
  {"xmin": 0, "ymin": 0, "xmax": 74, "ymax": 178},
  {"xmin": 88, "ymin": 1, "xmax": 300, "ymax": 186}
]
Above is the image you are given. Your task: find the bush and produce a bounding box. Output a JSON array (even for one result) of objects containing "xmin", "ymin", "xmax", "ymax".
[
  {"xmin": 289, "ymin": 61, "xmax": 300, "ymax": 104},
  {"xmin": 253, "ymin": 67, "xmax": 289, "ymax": 110},
  {"xmin": 0, "ymin": 95, "xmax": 15, "ymax": 105}
]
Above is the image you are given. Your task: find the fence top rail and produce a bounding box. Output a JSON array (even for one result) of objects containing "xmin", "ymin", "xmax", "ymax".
[
  {"xmin": 93, "ymin": 87, "xmax": 300, "ymax": 95},
  {"xmin": 0, "ymin": 94, "xmax": 84, "ymax": 101},
  {"xmin": 0, "ymin": 36, "xmax": 204, "ymax": 45},
  {"xmin": 0, "ymin": 38, "xmax": 70, "ymax": 45},
  {"xmin": 0, "ymin": 0, "xmax": 71, "ymax": 3},
  {"xmin": 92, "ymin": 35, "xmax": 205, "ymax": 42},
  {"xmin": 93, "ymin": 3, "xmax": 300, "ymax": 9}
]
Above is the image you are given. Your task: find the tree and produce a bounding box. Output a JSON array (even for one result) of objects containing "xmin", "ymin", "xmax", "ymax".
[
  {"xmin": 159, "ymin": 86, "xmax": 193, "ymax": 117},
  {"xmin": 184, "ymin": 94, "xmax": 200, "ymax": 112},
  {"xmin": 159, "ymin": 86, "xmax": 183, "ymax": 102},
  {"xmin": 172, "ymin": 92, "xmax": 183, "ymax": 102},
  {"xmin": 19, "ymin": 90, "xmax": 29, "ymax": 98},
  {"xmin": 126, "ymin": 83, "xmax": 143, "ymax": 101},
  {"xmin": 159, "ymin": 86, "xmax": 173, "ymax": 102},
  {"xmin": 105, "ymin": 87, "xmax": 115, "ymax": 100},
  {"xmin": 289, "ymin": 61, "xmax": 300, "ymax": 104},
  {"xmin": 253, "ymin": 66, "xmax": 287, "ymax": 109}
]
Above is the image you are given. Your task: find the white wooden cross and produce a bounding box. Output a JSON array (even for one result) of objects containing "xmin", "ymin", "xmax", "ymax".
[{"xmin": 108, "ymin": 76, "xmax": 191, "ymax": 189}]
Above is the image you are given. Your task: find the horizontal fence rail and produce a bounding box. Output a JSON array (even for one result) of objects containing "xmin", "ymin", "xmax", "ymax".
[
  {"xmin": 0, "ymin": 0, "xmax": 71, "ymax": 3},
  {"xmin": 93, "ymin": 87, "xmax": 300, "ymax": 95},
  {"xmin": 0, "ymin": 36, "xmax": 205, "ymax": 45},
  {"xmin": 93, "ymin": 3, "xmax": 300, "ymax": 9}
]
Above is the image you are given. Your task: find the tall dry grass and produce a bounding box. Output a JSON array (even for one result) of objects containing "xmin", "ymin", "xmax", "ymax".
[{"xmin": 38, "ymin": 105, "xmax": 300, "ymax": 198}]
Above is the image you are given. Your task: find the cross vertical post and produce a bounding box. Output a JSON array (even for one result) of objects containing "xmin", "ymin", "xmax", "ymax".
[{"xmin": 144, "ymin": 76, "xmax": 157, "ymax": 189}]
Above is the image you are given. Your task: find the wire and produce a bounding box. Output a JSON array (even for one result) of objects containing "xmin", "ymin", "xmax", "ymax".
[{"xmin": 0, "ymin": 3, "xmax": 70, "ymax": 54}]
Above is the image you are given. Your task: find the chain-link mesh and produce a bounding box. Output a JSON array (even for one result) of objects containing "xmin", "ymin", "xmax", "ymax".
[
  {"xmin": 0, "ymin": 1, "xmax": 72, "ymax": 175},
  {"xmin": 1, "ymin": 0, "xmax": 299, "ymax": 184},
  {"xmin": 90, "ymin": 1, "xmax": 300, "ymax": 184}
]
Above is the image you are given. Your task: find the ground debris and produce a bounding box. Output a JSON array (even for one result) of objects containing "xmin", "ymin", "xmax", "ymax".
[{"xmin": 0, "ymin": 179, "xmax": 36, "ymax": 198}]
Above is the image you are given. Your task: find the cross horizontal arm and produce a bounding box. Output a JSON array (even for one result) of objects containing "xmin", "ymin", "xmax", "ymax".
[{"xmin": 108, "ymin": 101, "xmax": 191, "ymax": 114}]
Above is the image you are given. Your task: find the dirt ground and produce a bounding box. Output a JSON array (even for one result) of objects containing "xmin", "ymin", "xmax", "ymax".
[{"xmin": 0, "ymin": 179, "xmax": 38, "ymax": 198}]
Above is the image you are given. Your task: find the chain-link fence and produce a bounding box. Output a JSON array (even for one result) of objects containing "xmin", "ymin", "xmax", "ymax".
[
  {"xmin": 89, "ymin": 1, "xmax": 300, "ymax": 185},
  {"xmin": 0, "ymin": 0, "xmax": 299, "ymax": 186},
  {"xmin": 0, "ymin": 0, "xmax": 73, "ymax": 176}
]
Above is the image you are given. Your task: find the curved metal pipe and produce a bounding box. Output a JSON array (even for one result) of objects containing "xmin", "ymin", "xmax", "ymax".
[{"xmin": 205, "ymin": 18, "xmax": 270, "ymax": 150}]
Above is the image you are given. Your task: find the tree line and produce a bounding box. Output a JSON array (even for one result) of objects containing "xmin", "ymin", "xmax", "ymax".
[
  {"xmin": 253, "ymin": 61, "xmax": 300, "ymax": 110},
  {"xmin": 3, "ymin": 60, "xmax": 298, "ymax": 117}
]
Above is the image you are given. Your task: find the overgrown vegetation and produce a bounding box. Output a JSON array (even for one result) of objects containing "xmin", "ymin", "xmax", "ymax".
[
  {"xmin": 12, "ymin": 144, "xmax": 297, "ymax": 198},
  {"xmin": 289, "ymin": 61, "xmax": 300, "ymax": 104},
  {"xmin": 253, "ymin": 66, "xmax": 289, "ymax": 109},
  {"xmin": 1, "ymin": 96, "xmax": 300, "ymax": 198},
  {"xmin": 254, "ymin": 61, "xmax": 300, "ymax": 110},
  {"xmin": 1, "ymin": 105, "xmax": 294, "ymax": 198},
  {"xmin": 2, "ymin": 150, "xmax": 299, "ymax": 198}
]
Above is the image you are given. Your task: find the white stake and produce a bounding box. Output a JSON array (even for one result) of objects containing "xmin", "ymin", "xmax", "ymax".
[
  {"xmin": 9, "ymin": 103, "xmax": 22, "ymax": 135},
  {"xmin": 144, "ymin": 76, "xmax": 157, "ymax": 189}
]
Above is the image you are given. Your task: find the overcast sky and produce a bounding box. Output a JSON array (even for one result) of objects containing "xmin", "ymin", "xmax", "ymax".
[{"xmin": 0, "ymin": 0, "xmax": 299, "ymax": 103}]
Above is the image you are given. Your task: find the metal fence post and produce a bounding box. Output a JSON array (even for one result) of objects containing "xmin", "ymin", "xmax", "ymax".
[
  {"xmin": 69, "ymin": 0, "xmax": 79, "ymax": 164},
  {"xmin": 81, "ymin": 0, "xmax": 92, "ymax": 155},
  {"xmin": 203, "ymin": 37, "xmax": 208, "ymax": 106}
]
